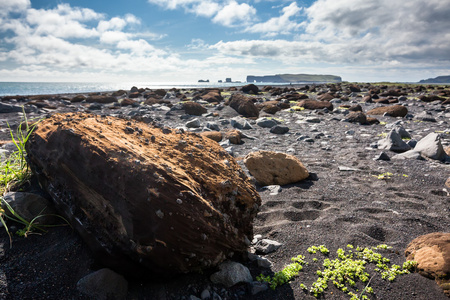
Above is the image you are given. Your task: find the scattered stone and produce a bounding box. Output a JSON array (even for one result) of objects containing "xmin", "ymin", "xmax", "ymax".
[
  {"xmin": 2, "ymin": 192, "xmax": 57, "ymax": 224},
  {"xmin": 338, "ymin": 166, "xmax": 359, "ymax": 172},
  {"xmin": 256, "ymin": 117, "xmax": 277, "ymax": 128},
  {"xmin": 230, "ymin": 117, "xmax": 253, "ymax": 130},
  {"xmin": 186, "ymin": 118, "xmax": 201, "ymax": 128},
  {"xmin": 391, "ymin": 150, "xmax": 423, "ymax": 160},
  {"xmin": 26, "ymin": 113, "xmax": 261, "ymax": 278},
  {"xmin": 346, "ymin": 111, "xmax": 367, "ymax": 124},
  {"xmin": 261, "ymin": 185, "xmax": 282, "ymax": 195},
  {"xmin": 305, "ymin": 117, "xmax": 321, "ymax": 123},
  {"xmin": 86, "ymin": 95, "xmax": 117, "ymax": 104},
  {"xmin": 414, "ymin": 132, "xmax": 446, "ymax": 160},
  {"xmin": 297, "ymin": 100, "xmax": 333, "ymax": 111},
  {"xmin": 210, "ymin": 261, "xmax": 252, "ymax": 288},
  {"xmin": 348, "ymin": 104, "xmax": 363, "ymax": 112},
  {"xmin": 405, "ymin": 232, "xmax": 450, "ymax": 296},
  {"xmin": 200, "ymin": 288, "xmax": 211, "ymax": 300},
  {"xmin": 0, "ymin": 103, "xmax": 29, "ymax": 113},
  {"xmin": 256, "ymin": 256, "xmax": 273, "ymax": 268},
  {"xmin": 367, "ymin": 105, "xmax": 408, "ymax": 117},
  {"xmin": 183, "ymin": 101, "xmax": 207, "ymax": 116},
  {"xmin": 393, "ymin": 126, "xmax": 412, "ymax": 139},
  {"xmin": 76, "ymin": 268, "xmax": 128, "ymax": 300},
  {"xmin": 241, "ymin": 84, "xmax": 259, "ymax": 94},
  {"xmin": 244, "ymin": 151, "xmax": 309, "ymax": 186},
  {"xmin": 226, "ymin": 94, "xmax": 259, "ymax": 118},
  {"xmin": 70, "ymin": 95, "xmax": 86, "ymax": 103},
  {"xmin": 269, "ymin": 125, "xmax": 289, "ymax": 134},
  {"xmin": 206, "ymin": 122, "xmax": 220, "ymax": 131},
  {"xmin": 373, "ymin": 152, "xmax": 390, "ymax": 161},
  {"xmin": 446, "ymin": 177, "xmax": 450, "ymax": 188},
  {"xmin": 254, "ymin": 239, "xmax": 283, "ymax": 254},
  {"xmin": 225, "ymin": 130, "xmax": 242, "ymax": 145},
  {"xmin": 250, "ymin": 281, "xmax": 269, "ymax": 295},
  {"xmin": 202, "ymin": 91, "xmax": 223, "ymax": 103},
  {"xmin": 415, "ymin": 111, "xmax": 437, "ymax": 122},
  {"xmin": 200, "ymin": 131, "xmax": 223, "ymax": 142},
  {"xmin": 377, "ymin": 130, "xmax": 411, "ymax": 152}
]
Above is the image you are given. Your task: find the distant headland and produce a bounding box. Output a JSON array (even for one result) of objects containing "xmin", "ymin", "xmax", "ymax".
[
  {"xmin": 246, "ymin": 73, "xmax": 342, "ymax": 83},
  {"xmin": 419, "ymin": 76, "xmax": 450, "ymax": 84}
]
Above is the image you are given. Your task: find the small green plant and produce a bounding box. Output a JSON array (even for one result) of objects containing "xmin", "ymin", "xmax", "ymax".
[
  {"xmin": 373, "ymin": 172, "xmax": 393, "ymax": 180},
  {"xmin": 0, "ymin": 108, "xmax": 69, "ymax": 247},
  {"xmin": 256, "ymin": 244, "xmax": 417, "ymax": 299}
]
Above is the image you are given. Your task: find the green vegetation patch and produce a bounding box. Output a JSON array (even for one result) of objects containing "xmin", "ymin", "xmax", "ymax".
[{"xmin": 257, "ymin": 244, "xmax": 417, "ymax": 299}]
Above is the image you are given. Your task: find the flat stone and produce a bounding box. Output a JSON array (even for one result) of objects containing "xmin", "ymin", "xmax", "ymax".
[
  {"xmin": 210, "ymin": 261, "xmax": 252, "ymax": 288},
  {"xmin": 254, "ymin": 239, "xmax": 283, "ymax": 254},
  {"xmin": 77, "ymin": 268, "xmax": 128, "ymax": 300}
]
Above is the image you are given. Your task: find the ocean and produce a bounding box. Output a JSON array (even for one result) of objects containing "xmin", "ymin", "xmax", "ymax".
[{"xmin": 0, "ymin": 81, "xmax": 300, "ymax": 97}]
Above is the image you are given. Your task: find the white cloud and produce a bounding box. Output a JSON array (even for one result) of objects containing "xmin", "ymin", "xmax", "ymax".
[
  {"xmin": 245, "ymin": 2, "xmax": 302, "ymax": 36},
  {"xmin": 0, "ymin": 0, "xmax": 30, "ymax": 15},
  {"xmin": 212, "ymin": 1, "xmax": 257, "ymax": 27}
]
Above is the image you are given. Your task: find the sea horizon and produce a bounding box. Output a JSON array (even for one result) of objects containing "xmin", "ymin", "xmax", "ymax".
[{"xmin": 0, "ymin": 81, "xmax": 320, "ymax": 97}]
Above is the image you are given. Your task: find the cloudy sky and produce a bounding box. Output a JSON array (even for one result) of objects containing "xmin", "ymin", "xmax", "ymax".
[{"xmin": 1, "ymin": 0, "xmax": 449, "ymax": 83}]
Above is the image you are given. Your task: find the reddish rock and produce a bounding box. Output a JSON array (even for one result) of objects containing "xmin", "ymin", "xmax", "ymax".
[
  {"xmin": 119, "ymin": 98, "xmax": 137, "ymax": 106},
  {"xmin": 153, "ymin": 89, "xmax": 167, "ymax": 97},
  {"xmin": 362, "ymin": 95, "xmax": 372, "ymax": 103},
  {"xmin": 241, "ymin": 84, "xmax": 259, "ymax": 94},
  {"xmin": 348, "ymin": 104, "xmax": 363, "ymax": 112},
  {"xmin": 297, "ymin": 100, "xmax": 334, "ymax": 111},
  {"xmin": 366, "ymin": 105, "xmax": 408, "ymax": 117},
  {"xmin": 366, "ymin": 117, "xmax": 380, "ymax": 125},
  {"xmin": 143, "ymin": 98, "xmax": 160, "ymax": 105},
  {"xmin": 244, "ymin": 151, "xmax": 309, "ymax": 186},
  {"xmin": 200, "ymin": 131, "xmax": 223, "ymax": 142},
  {"xmin": 182, "ymin": 101, "xmax": 207, "ymax": 116},
  {"xmin": 257, "ymin": 100, "xmax": 287, "ymax": 115},
  {"xmin": 347, "ymin": 112, "xmax": 367, "ymax": 124},
  {"xmin": 225, "ymin": 94, "xmax": 259, "ymax": 118},
  {"xmin": 202, "ymin": 91, "xmax": 223, "ymax": 103},
  {"xmin": 225, "ymin": 130, "xmax": 242, "ymax": 144},
  {"xmin": 405, "ymin": 232, "xmax": 450, "ymax": 296},
  {"xmin": 374, "ymin": 98, "xmax": 390, "ymax": 104},
  {"xmin": 71, "ymin": 95, "xmax": 86, "ymax": 103},
  {"xmin": 128, "ymin": 92, "xmax": 141, "ymax": 99},
  {"xmin": 26, "ymin": 113, "xmax": 261, "ymax": 278},
  {"xmin": 86, "ymin": 95, "xmax": 117, "ymax": 104},
  {"xmin": 317, "ymin": 93, "xmax": 335, "ymax": 101}
]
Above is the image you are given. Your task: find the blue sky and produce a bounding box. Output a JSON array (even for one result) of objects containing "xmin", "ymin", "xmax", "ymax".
[{"xmin": 1, "ymin": 0, "xmax": 449, "ymax": 83}]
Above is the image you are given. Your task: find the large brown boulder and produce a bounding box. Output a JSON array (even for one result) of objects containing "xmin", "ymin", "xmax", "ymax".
[
  {"xmin": 26, "ymin": 113, "xmax": 261, "ymax": 278},
  {"xmin": 366, "ymin": 105, "xmax": 408, "ymax": 117},
  {"xmin": 182, "ymin": 101, "xmax": 207, "ymax": 115},
  {"xmin": 405, "ymin": 232, "xmax": 450, "ymax": 296},
  {"xmin": 297, "ymin": 100, "xmax": 334, "ymax": 111},
  {"xmin": 244, "ymin": 151, "xmax": 309, "ymax": 186},
  {"xmin": 86, "ymin": 95, "xmax": 117, "ymax": 104},
  {"xmin": 225, "ymin": 94, "xmax": 259, "ymax": 118},
  {"xmin": 202, "ymin": 91, "xmax": 223, "ymax": 103}
]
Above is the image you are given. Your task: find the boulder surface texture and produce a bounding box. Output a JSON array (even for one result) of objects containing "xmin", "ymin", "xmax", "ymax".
[
  {"xmin": 26, "ymin": 113, "xmax": 261, "ymax": 278},
  {"xmin": 244, "ymin": 151, "xmax": 309, "ymax": 186},
  {"xmin": 405, "ymin": 232, "xmax": 450, "ymax": 296}
]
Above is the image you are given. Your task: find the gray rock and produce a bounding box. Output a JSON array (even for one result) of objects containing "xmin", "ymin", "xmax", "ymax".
[
  {"xmin": 2, "ymin": 192, "xmax": 57, "ymax": 224},
  {"xmin": 415, "ymin": 111, "xmax": 437, "ymax": 122},
  {"xmin": 391, "ymin": 150, "xmax": 423, "ymax": 160},
  {"xmin": 373, "ymin": 152, "xmax": 390, "ymax": 161},
  {"xmin": 200, "ymin": 288, "xmax": 211, "ymax": 300},
  {"xmin": 256, "ymin": 256, "xmax": 273, "ymax": 268},
  {"xmin": 250, "ymin": 281, "xmax": 269, "ymax": 295},
  {"xmin": 393, "ymin": 126, "xmax": 411, "ymax": 139},
  {"xmin": 186, "ymin": 118, "xmax": 201, "ymax": 128},
  {"xmin": 77, "ymin": 268, "xmax": 128, "ymax": 300},
  {"xmin": 377, "ymin": 130, "xmax": 411, "ymax": 152},
  {"xmin": 231, "ymin": 117, "xmax": 253, "ymax": 130},
  {"xmin": 189, "ymin": 296, "xmax": 201, "ymax": 300},
  {"xmin": 407, "ymin": 139, "xmax": 417, "ymax": 148},
  {"xmin": 206, "ymin": 122, "xmax": 220, "ymax": 131},
  {"xmin": 256, "ymin": 117, "xmax": 277, "ymax": 128},
  {"xmin": 262, "ymin": 185, "xmax": 282, "ymax": 195},
  {"xmin": 210, "ymin": 261, "xmax": 252, "ymax": 288},
  {"xmin": 305, "ymin": 117, "xmax": 321, "ymax": 123},
  {"xmin": 414, "ymin": 132, "xmax": 446, "ymax": 160},
  {"xmin": 270, "ymin": 125, "xmax": 289, "ymax": 134},
  {"xmin": 0, "ymin": 103, "xmax": 30, "ymax": 113},
  {"xmin": 254, "ymin": 239, "xmax": 282, "ymax": 254}
]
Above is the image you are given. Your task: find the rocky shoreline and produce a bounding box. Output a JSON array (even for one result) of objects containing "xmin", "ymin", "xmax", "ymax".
[{"xmin": 0, "ymin": 83, "xmax": 449, "ymax": 299}]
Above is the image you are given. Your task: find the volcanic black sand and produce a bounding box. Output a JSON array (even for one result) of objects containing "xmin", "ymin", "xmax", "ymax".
[{"xmin": 0, "ymin": 83, "xmax": 449, "ymax": 299}]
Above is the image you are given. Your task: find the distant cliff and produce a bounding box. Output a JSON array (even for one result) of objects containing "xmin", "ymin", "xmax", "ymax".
[
  {"xmin": 419, "ymin": 76, "xmax": 450, "ymax": 84},
  {"xmin": 247, "ymin": 74, "xmax": 342, "ymax": 83}
]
